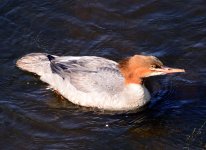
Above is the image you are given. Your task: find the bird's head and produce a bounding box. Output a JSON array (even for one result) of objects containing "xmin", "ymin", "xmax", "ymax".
[{"xmin": 118, "ymin": 55, "xmax": 185, "ymax": 84}]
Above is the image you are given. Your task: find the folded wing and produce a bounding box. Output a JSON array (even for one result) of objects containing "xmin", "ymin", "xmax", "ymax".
[{"xmin": 48, "ymin": 55, "xmax": 124, "ymax": 94}]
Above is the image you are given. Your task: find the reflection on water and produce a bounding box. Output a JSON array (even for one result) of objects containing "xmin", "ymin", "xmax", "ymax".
[{"xmin": 0, "ymin": 0, "xmax": 206, "ymax": 149}]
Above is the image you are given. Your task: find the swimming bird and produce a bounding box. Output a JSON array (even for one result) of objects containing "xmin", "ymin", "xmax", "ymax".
[{"xmin": 16, "ymin": 53, "xmax": 185, "ymax": 111}]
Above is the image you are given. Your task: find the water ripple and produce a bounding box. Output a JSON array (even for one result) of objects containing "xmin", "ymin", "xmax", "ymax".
[{"xmin": 0, "ymin": 0, "xmax": 206, "ymax": 149}]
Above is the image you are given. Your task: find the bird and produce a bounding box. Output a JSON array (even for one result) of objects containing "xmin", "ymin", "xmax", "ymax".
[{"xmin": 16, "ymin": 53, "xmax": 185, "ymax": 111}]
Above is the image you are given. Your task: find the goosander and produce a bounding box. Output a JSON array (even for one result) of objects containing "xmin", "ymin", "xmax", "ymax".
[{"xmin": 16, "ymin": 53, "xmax": 185, "ymax": 111}]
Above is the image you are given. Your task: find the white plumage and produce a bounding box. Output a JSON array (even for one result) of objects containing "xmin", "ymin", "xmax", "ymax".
[{"xmin": 16, "ymin": 53, "xmax": 151, "ymax": 111}]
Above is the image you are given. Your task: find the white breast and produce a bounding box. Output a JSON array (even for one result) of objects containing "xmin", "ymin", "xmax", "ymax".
[{"xmin": 41, "ymin": 74, "xmax": 151, "ymax": 111}]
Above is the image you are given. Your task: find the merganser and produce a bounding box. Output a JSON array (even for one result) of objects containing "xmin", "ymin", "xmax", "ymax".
[{"xmin": 16, "ymin": 53, "xmax": 185, "ymax": 111}]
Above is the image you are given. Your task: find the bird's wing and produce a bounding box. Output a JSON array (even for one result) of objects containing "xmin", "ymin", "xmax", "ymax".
[{"xmin": 48, "ymin": 55, "xmax": 124, "ymax": 94}]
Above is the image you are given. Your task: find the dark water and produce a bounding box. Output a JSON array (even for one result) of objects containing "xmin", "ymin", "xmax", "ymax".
[{"xmin": 0, "ymin": 0, "xmax": 206, "ymax": 149}]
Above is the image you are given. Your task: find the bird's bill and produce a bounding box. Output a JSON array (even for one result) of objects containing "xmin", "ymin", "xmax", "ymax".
[{"xmin": 154, "ymin": 66, "xmax": 185, "ymax": 74}]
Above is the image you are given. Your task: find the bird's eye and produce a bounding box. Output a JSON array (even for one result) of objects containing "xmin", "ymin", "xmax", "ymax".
[
  {"xmin": 151, "ymin": 65, "xmax": 157, "ymax": 68},
  {"xmin": 151, "ymin": 65, "xmax": 161, "ymax": 69}
]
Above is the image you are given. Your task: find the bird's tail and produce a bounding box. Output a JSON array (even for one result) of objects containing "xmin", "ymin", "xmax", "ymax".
[{"xmin": 16, "ymin": 53, "xmax": 54, "ymax": 76}]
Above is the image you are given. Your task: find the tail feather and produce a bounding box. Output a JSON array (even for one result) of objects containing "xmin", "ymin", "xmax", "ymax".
[{"xmin": 16, "ymin": 53, "xmax": 53, "ymax": 76}]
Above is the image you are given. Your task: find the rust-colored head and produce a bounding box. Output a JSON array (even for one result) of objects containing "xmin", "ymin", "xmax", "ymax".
[{"xmin": 118, "ymin": 55, "xmax": 185, "ymax": 84}]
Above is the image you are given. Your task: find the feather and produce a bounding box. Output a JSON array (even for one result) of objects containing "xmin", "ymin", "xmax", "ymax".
[{"xmin": 48, "ymin": 56, "xmax": 124, "ymax": 94}]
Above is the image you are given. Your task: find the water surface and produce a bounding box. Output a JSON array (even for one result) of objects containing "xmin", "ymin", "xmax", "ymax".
[{"xmin": 0, "ymin": 0, "xmax": 206, "ymax": 149}]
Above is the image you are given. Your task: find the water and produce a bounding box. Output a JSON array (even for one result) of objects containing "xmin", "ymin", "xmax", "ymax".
[{"xmin": 0, "ymin": 0, "xmax": 206, "ymax": 149}]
